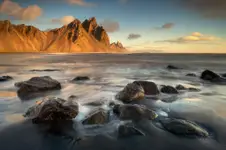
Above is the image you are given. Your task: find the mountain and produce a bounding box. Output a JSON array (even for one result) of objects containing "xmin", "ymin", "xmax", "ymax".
[
  {"xmin": 110, "ymin": 41, "xmax": 125, "ymax": 50},
  {"xmin": 0, "ymin": 18, "xmax": 125, "ymax": 53}
]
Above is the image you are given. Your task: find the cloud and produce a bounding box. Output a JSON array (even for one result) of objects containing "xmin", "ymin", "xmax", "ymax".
[
  {"xmin": 0, "ymin": 0, "xmax": 42, "ymax": 21},
  {"xmin": 52, "ymin": 16, "xmax": 75, "ymax": 25},
  {"xmin": 180, "ymin": 0, "xmax": 226, "ymax": 19},
  {"xmin": 155, "ymin": 23, "xmax": 175, "ymax": 30},
  {"xmin": 67, "ymin": 0, "xmax": 96, "ymax": 7},
  {"xmin": 128, "ymin": 33, "xmax": 141, "ymax": 40},
  {"xmin": 100, "ymin": 19, "xmax": 120, "ymax": 33},
  {"xmin": 157, "ymin": 32, "xmax": 221, "ymax": 43}
]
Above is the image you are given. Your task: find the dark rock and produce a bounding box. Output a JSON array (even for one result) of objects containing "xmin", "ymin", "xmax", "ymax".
[
  {"xmin": 175, "ymin": 84, "xmax": 187, "ymax": 91},
  {"xmin": 82, "ymin": 108, "xmax": 109, "ymax": 125},
  {"xmin": 115, "ymin": 83, "xmax": 144, "ymax": 103},
  {"xmin": 15, "ymin": 76, "xmax": 61, "ymax": 100},
  {"xmin": 113, "ymin": 104, "xmax": 157, "ymax": 121},
  {"xmin": 161, "ymin": 85, "xmax": 178, "ymax": 94},
  {"xmin": 0, "ymin": 76, "xmax": 13, "ymax": 82},
  {"xmin": 200, "ymin": 70, "xmax": 226, "ymax": 83},
  {"xmin": 159, "ymin": 118, "xmax": 209, "ymax": 138},
  {"xmin": 186, "ymin": 73, "xmax": 197, "ymax": 77},
  {"xmin": 133, "ymin": 81, "xmax": 159, "ymax": 95},
  {"xmin": 167, "ymin": 65, "xmax": 181, "ymax": 70},
  {"xmin": 118, "ymin": 124, "xmax": 145, "ymax": 138},
  {"xmin": 68, "ymin": 95, "xmax": 78, "ymax": 101},
  {"xmin": 85, "ymin": 100, "xmax": 105, "ymax": 106},
  {"xmin": 24, "ymin": 97, "xmax": 79, "ymax": 123},
  {"xmin": 188, "ymin": 87, "xmax": 201, "ymax": 92},
  {"xmin": 72, "ymin": 76, "xmax": 90, "ymax": 81},
  {"xmin": 176, "ymin": 84, "xmax": 201, "ymax": 92},
  {"xmin": 221, "ymin": 73, "xmax": 226, "ymax": 77},
  {"xmin": 30, "ymin": 69, "xmax": 61, "ymax": 72}
]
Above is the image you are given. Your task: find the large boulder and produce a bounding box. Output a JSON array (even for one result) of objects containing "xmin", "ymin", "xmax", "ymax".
[
  {"xmin": 82, "ymin": 108, "xmax": 109, "ymax": 125},
  {"xmin": 200, "ymin": 70, "xmax": 226, "ymax": 83},
  {"xmin": 115, "ymin": 83, "xmax": 145, "ymax": 103},
  {"xmin": 15, "ymin": 76, "xmax": 61, "ymax": 100},
  {"xmin": 159, "ymin": 118, "xmax": 209, "ymax": 138},
  {"xmin": 113, "ymin": 104, "xmax": 157, "ymax": 121},
  {"xmin": 24, "ymin": 97, "xmax": 79, "ymax": 123},
  {"xmin": 118, "ymin": 124, "xmax": 145, "ymax": 138},
  {"xmin": 0, "ymin": 76, "xmax": 13, "ymax": 82},
  {"xmin": 133, "ymin": 81, "xmax": 159, "ymax": 95},
  {"xmin": 161, "ymin": 85, "xmax": 178, "ymax": 94}
]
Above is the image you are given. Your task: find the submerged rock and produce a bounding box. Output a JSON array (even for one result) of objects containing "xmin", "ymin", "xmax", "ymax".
[
  {"xmin": 159, "ymin": 118, "xmax": 209, "ymax": 138},
  {"xmin": 113, "ymin": 104, "xmax": 157, "ymax": 121},
  {"xmin": 84, "ymin": 100, "xmax": 105, "ymax": 106},
  {"xmin": 133, "ymin": 81, "xmax": 159, "ymax": 95},
  {"xmin": 24, "ymin": 97, "xmax": 79, "ymax": 123},
  {"xmin": 161, "ymin": 85, "xmax": 178, "ymax": 94},
  {"xmin": 72, "ymin": 76, "xmax": 90, "ymax": 81},
  {"xmin": 30, "ymin": 69, "xmax": 61, "ymax": 72},
  {"xmin": 176, "ymin": 84, "xmax": 201, "ymax": 92},
  {"xmin": 175, "ymin": 84, "xmax": 187, "ymax": 91},
  {"xmin": 118, "ymin": 124, "xmax": 145, "ymax": 138},
  {"xmin": 15, "ymin": 76, "xmax": 61, "ymax": 100},
  {"xmin": 115, "ymin": 82, "xmax": 145, "ymax": 103},
  {"xmin": 68, "ymin": 95, "xmax": 78, "ymax": 101},
  {"xmin": 186, "ymin": 73, "xmax": 197, "ymax": 77},
  {"xmin": 167, "ymin": 65, "xmax": 181, "ymax": 70},
  {"xmin": 82, "ymin": 108, "xmax": 109, "ymax": 125},
  {"xmin": 0, "ymin": 76, "xmax": 13, "ymax": 82},
  {"xmin": 200, "ymin": 70, "xmax": 226, "ymax": 83}
]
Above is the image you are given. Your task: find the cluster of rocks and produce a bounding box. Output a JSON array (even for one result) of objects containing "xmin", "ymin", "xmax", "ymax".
[
  {"xmin": 22, "ymin": 75, "xmax": 209, "ymax": 139},
  {"xmin": 3, "ymin": 68, "xmax": 222, "ymax": 139}
]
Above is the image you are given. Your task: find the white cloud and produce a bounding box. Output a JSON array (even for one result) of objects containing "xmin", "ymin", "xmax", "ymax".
[
  {"xmin": 52, "ymin": 16, "xmax": 75, "ymax": 25},
  {"xmin": 0, "ymin": 0, "xmax": 42, "ymax": 21},
  {"xmin": 67, "ymin": 0, "xmax": 96, "ymax": 7},
  {"xmin": 157, "ymin": 32, "xmax": 221, "ymax": 43}
]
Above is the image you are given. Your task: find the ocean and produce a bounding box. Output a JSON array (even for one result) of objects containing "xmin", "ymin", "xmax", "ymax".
[{"xmin": 0, "ymin": 53, "xmax": 226, "ymax": 150}]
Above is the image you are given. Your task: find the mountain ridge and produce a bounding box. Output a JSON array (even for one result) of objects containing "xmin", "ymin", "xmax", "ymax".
[{"xmin": 0, "ymin": 18, "xmax": 126, "ymax": 53}]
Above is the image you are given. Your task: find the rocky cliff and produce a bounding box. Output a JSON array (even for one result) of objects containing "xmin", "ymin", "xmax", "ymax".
[{"xmin": 0, "ymin": 17, "xmax": 125, "ymax": 53}]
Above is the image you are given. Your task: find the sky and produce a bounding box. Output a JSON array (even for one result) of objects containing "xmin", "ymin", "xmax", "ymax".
[{"xmin": 0, "ymin": 0, "xmax": 226, "ymax": 53}]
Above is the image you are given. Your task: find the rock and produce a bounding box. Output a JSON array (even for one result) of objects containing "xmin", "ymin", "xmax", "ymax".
[
  {"xmin": 188, "ymin": 87, "xmax": 201, "ymax": 92},
  {"xmin": 24, "ymin": 97, "xmax": 79, "ymax": 123},
  {"xmin": 161, "ymin": 85, "xmax": 178, "ymax": 94},
  {"xmin": 175, "ymin": 84, "xmax": 187, "ymax": 91},
  {"xmin": 30, "ymin": 69, "xmax": 61, "ymax": 72},
  {"xmin": 167, "ymin": 65, "xmax": 181, "ymax": 70},
  {"xmin": 118, "ymin": 124, "xmax": 145, "ymax": 138},
  {"xmin": 82, "ymin": 108, "xmax": 109, "ymax": 125},
  {"xmin": 68, "ymin": 95, "xmax": 78, "ymax": 101},
  {"xmin": 221, "ymin": 73, "xmax": 226, "ymax": 77},
  {"xmin": 15, "ymin": 76, "xmax": 61, "ymax": 100},
  {"xmin": 200, "ymin": 70, "xmax": 226, "ymax": 83},
  {"xmin": 159, "ymin": 118, "xmax": 209, "ymax": 138},
  {"xmin": 113, "ymin": 104, "xmax": 158, "ymax": 121},
  {"xmin": 72, "ymin": 76, "xmax": 90, "ymax": 81},
  {"xmin": 186, "ymin": 73, "xmax": 197, "ymax": 77},
  {"xmin": 115, "ymin": 83, "xmax": 145, "ymax": 103},
  {"xmin": 84, "ymin": 100, "xmax": 105, "ymax": 106},
  {"xmin": 133, "ymin": 81, "xmax": 159, "ymax": 95},
  {"xmin": 0, "ymin": 76, "xmax": 13, "ymax": 82},
  {"xmin": 176, "ymin": 85, "xmax": 200, "ymax": 92}
]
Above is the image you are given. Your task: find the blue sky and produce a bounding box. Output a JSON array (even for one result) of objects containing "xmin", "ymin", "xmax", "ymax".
[{"xmin": 0, "ymin": 0, "xmax": 226, "ymax": 53}]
